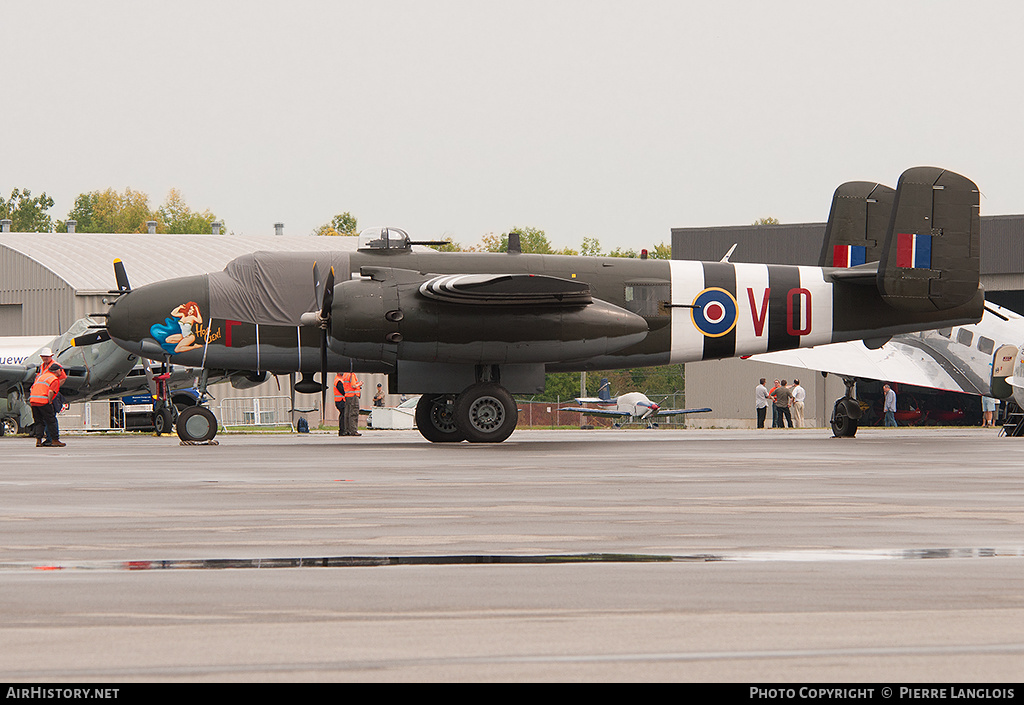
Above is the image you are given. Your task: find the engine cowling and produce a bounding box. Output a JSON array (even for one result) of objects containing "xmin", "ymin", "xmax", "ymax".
[{"xmin": 327, "ymin": 268, "xmax": 649, "ymax": 364}]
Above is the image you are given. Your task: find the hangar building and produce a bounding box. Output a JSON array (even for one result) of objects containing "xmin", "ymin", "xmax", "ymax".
[{"xmin": 671, "ymin": 215, "xmax": 1024, "ymax": 428}]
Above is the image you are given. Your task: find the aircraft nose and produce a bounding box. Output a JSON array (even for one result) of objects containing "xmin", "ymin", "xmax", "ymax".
[{"xmin": 105, "ymin": 291, "xmax": 133, "ymax": 344}]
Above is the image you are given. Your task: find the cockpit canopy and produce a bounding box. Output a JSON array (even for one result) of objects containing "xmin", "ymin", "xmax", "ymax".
[{"xmin": 357, "ymin": 227, "xmax": 411, "ymax": 251}]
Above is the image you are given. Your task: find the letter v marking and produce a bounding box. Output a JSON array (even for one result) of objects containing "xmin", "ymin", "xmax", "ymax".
[{"xmin": 748, "ymin": 288, "xmax": 770, "ymax": 337}]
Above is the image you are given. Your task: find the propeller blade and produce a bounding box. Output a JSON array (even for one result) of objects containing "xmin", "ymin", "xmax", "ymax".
[
  {"xmin": 320, "ymin": 332, "xmax": 328, "ymax": 426},
  {"xmin": 322, "ymin": 266, "xmax": 335, "ymax": 315},
  {"xmin": 113, "ymin": 258, "xmax": 131, "ymax": 293},
  {"xmin": 72, "ymin": 330, "xmax": 111, "ymax": 347}
]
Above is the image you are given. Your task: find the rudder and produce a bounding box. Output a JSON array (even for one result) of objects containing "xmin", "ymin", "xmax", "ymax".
[
  {"xmin": 819, "ymin": 181, "xmax": 895, "ymax": 268},
  {"xmin": 877, "ymin": 167, "xmax": 980, "ymax": 312}
]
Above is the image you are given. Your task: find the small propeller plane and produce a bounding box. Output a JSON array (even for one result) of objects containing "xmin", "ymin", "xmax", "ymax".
[
  {"xmin": 0, "ymin": 318, "xmax": 200, "ymax": 434},
  {"xmin": 559, "ymin": 377, "xmax": 711, "ymax": 427},
  {"xmin": 90, "ymin": 167, "xmax": 984, "ymax": 444}
]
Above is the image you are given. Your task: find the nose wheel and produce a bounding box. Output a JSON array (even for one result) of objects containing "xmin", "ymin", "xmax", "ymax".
[{"xmin": 176, "ymin": 405, "xmax": 218, "ymax": 443}]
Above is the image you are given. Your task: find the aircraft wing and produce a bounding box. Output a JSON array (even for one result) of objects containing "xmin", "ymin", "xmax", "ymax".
[
  {"xmin": 559, "ymin": 406, "xmax": 632, "ymax": 419},
  {"xmin": 653, "ymin": 407, "xmax": 713, "ymax": 417},
  {"xmin": 748, "ymin": 339, "xmax": 989, "ymax": 396},
  {"xmin": 0, "ymin": 364, "xmax": 37, "ymax": 393}
]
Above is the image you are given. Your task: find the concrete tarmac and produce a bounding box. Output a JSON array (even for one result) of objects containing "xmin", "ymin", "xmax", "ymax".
[{"xmin": 1, "ymin": 427, "xmax": 1023, "ymax": 682}]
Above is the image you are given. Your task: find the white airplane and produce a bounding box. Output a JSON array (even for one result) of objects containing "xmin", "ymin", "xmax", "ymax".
[
  {"xmin": 748, "ymin": 302, "xmax": 1023, "ymax": 435},
  {"xmin": 560, "ymin": 377, "xmax": 711, "ymax": 427}
]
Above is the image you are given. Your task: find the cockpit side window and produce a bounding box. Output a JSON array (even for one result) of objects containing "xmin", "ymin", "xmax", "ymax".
[{"xmin": 624, "ymin": 282, "xmax": 670, "ymax": 317}]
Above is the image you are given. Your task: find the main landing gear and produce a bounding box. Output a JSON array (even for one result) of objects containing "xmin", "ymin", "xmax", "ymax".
[
  {"xmin": 830, "ymin": 377, "xmax": 862, "ymax": 438},
  {"xmin": 415, "ymin": 382, "xmax": 518, "ymax": 444}
]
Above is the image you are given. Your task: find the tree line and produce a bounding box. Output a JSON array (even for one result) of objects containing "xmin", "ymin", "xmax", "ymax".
[{"xmin": 1, "ymin": 187, "xmax": 220, "ymax": 234}]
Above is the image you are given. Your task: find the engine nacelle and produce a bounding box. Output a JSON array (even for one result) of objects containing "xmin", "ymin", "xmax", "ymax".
[
  {"xmin": 327, "ymin": 268, "xmax": 649, "ymax": 364},
  {"xmin": 229, "ymin": 370, "xmax": 269, "ymax": 389}
]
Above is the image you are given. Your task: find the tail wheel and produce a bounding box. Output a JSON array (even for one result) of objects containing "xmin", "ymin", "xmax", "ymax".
[
  {"xmin": 455, "ymin": 383, "xmax": 518, "ymax": 444},
  {"xmin": 415, "ymin": 394, "xmax": 465, "ymax": 443},
  {"xmin": 176, "ymin": 406, "xmax": 218, "ymax": 443}
]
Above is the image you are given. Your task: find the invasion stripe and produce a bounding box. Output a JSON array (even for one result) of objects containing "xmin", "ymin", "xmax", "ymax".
[
  {"xmin": 698, "ymin": 262, "xmax": 737, "ymax": 360},
  {"xmin": 766, "ymin": 265, "xmax": 802, "ymax": 352}
]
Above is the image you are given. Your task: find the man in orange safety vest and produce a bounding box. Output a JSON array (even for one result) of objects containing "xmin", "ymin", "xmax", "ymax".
[
  {"xmin": 334, "ymin": 371, "xmax": 363, "ymax": 437},
  {"xmin": 29, "ymin": 347, "xmax": 68, "ymax": 447}
]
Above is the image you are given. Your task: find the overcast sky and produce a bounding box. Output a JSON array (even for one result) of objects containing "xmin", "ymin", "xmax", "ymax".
[{"xmin": 5, "ymin": 1, "xmax": 1022, "ymax": 252}]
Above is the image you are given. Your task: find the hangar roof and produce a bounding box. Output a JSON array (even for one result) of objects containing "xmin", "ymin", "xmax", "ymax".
[{"xmin": 0, "ymin": 233, "xmax": 366, "ymax": 293}]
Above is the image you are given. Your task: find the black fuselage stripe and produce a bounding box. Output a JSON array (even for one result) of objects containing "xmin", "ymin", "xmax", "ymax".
[
  {"xmin": 700, "ymin": 262, "xmax": 737, "ymax": 360},
  {"xmin": 767, "ymin": 265, "xmax": 802, "ymax": 352}
]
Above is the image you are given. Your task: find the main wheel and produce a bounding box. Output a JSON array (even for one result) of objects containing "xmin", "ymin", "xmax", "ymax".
[
  {"xmin": 455, "ymin": 383, "xmax": 518, "ymax": 444},
  {"xmin": 831, "ymin": 407, "xmax": 858, "ymax": 437},
  {"xmin": 1, "ymin": 416, "xmax": 19, "ymax": 436},
  {"xmin": 176, "ymin": 405, "xmax": 218, "ymax": 443},
  {"xmin": 415, "ymin": 394, "xmax": 465, "ymax": 443}
]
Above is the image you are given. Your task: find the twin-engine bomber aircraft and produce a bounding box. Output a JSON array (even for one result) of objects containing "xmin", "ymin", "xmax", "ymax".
[{"xmin": 99, "ymin": 167, "xmax": 983, "ymax": 444}]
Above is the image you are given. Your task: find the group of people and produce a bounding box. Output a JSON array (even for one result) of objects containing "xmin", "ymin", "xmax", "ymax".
[
  {"xmin": 755, "ymin": 378, "xmax": 806, "ymax": 428},
  {"xmin": 28, "ymin": 347, "xmax": 67, "ymax": 447},
  {"xmin": 333, "ymin": 372, "xmax": 388, "ymax": 436}
]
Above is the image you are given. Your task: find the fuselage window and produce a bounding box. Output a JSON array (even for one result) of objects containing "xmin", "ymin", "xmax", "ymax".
[
  {"xmin": 957, "ymin": 329, "xmax": 974, "ymax": 347},
  {"xmin": 623, "ymin": 283, "xmax": 670, "ymax": 317},
  {"xmin": 977, "ymin": 336, "xmax": 995, "ymax": 355},
  {"xmin": 937, "ymin": 328, "xmax": 952, "ymax": 338}
]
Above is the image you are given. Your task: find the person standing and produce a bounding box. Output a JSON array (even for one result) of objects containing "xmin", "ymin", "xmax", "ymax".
[
  {"xmin": 373, "ymin": 383, "xmax": 386, "ymax": 407},
  {"xmin": 768, "ymin": 379, "xmax": 782, "ymax": 428},
  {"xmin": 981, "ymin": 396, "xmax": 998, "ymax": 428},
  {"xmin": 883, "ymin": 384, "xmax": 898, "ymax": 427},
  {"xmin": 791, "ymin": 379, "xmax": 806, "ymax": 428},
  {"xmin": 29, "ymin": 348, "xmax": 67, "ymax": 448},
  {"xmin": 755, "ymin": 378, "xmax": 770, "ymax": 428},
  {"xmin": 773, "ymin": 379, "xmax": 794, "ymax": 428},
  {"xmin": 335, "ymin": 371, "xmax": 363, "ymax": 436}
]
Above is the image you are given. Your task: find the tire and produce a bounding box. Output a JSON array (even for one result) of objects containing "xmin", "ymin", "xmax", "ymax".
[
  {"xmin": 153, "ymin": 408, "xmax": 174, "ymax": 435},
  {"xmin": 415, "ymin": 394, "xmax": 465, "ymax": 443},
  {"xmin": 831, "ymin": 407, "xmax": 858, "ymax": 437},
  {"xmin": 176, "ymin": 405, "xmax": 218, "ymax": 443},
  {"xmin": 1, "ymin": 416, "xmax": 20, "ymax": 436},
  {"xmin": 454, "ymin": 383, "xmax": 518, "ymax": 444}
]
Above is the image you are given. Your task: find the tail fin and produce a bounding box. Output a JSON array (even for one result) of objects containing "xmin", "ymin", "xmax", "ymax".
[
  {"xmin": 598, "ymin": 377, "xmax": 611, "ymax": 402},
  {"xmin": 877, "ymin": 167, "xmax": 980, "ymax": 312},
  {"xmin": 819, "ymin": 181, "xmax": 895, "ymax": 268}
]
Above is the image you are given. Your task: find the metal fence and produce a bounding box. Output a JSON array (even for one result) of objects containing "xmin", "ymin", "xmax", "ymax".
[
  {"xmin": 215, "ymin": 396, "xmax": 294, "ymax": 429},
  {"xmin": 60, "ymin": 400, "xmax": 134, "ymax": 431},
  {"xmin": 514, "ymin": 392, "xmax": 690, "ymax": 428}
]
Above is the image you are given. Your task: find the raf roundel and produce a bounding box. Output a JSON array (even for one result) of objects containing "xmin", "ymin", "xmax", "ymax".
[{"xmin": 691, "ymin": 287, "xmax": 738, "ymax": 338}]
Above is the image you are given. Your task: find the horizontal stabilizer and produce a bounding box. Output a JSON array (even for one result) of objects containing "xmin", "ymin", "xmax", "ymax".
[
  {"xmin": 819, "ymin": 182, "xmax": 895, "ymax": 268},
  {"xmin": 419, "ymin": 273, "xmax": 592, "ymax": 306},
  {"xmin": 877, "ymin": 167, "xmax": 980, "ymax": 312},
  {"xmin": 827, "ymin": 262, "xmax": 879, "ymax": 284}
]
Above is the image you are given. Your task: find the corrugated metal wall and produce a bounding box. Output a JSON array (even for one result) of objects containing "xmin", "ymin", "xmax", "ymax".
[{"xmin": 0, "ymin": 245, "xmax": 76, "ymax": 335}]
